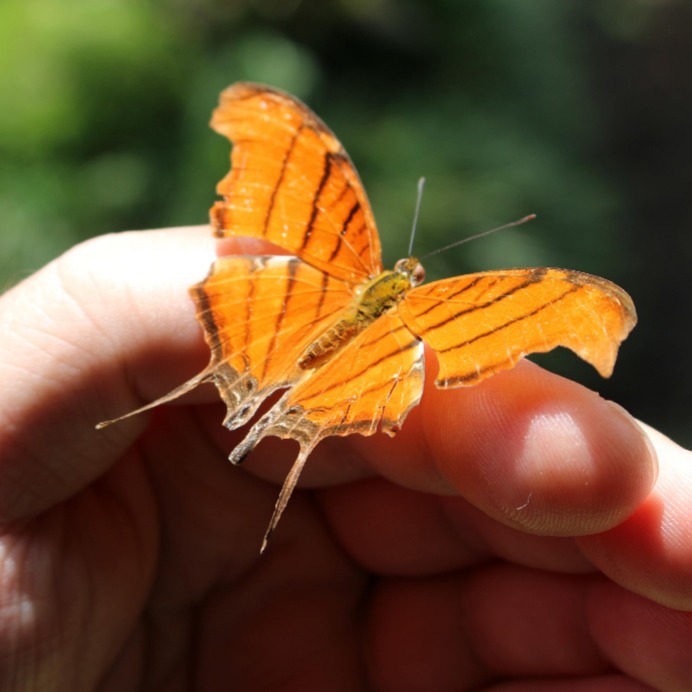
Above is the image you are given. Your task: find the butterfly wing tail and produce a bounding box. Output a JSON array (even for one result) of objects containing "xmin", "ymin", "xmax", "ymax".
[
  {"xmin": 228, "ymin": 312, "xmax": 425, "ymax": 552},
  {"xmin": 96, "ymin": 368, "xmax": 213, "ymax": 429},
  {"xmin": 260, "ymin": 444, "xmax": 313, "ymax": 553},
  {"xmin": 226, "ymin": 392, "xmax": 322, "ymax": 552}
]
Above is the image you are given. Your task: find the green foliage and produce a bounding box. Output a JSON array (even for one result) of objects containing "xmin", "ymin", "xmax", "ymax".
[
  {"xmin": 0, "ymin": 0, "xmax": 612, "ymax": 282},
  {"xmin": 1, "ymin": 0, "xmax": 689, "ymax": 441},
  {"xmin": 0, "ymin": 0, "xmax": 184, "ymax": 282}
]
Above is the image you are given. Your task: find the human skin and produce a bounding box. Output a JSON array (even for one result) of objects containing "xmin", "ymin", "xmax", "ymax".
[{"xmin": 0, "ymin": 226, "xmax": 690, "ymax": 690}]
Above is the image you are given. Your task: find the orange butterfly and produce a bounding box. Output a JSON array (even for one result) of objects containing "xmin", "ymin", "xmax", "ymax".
[{"xmin": 99, "ymin": 82, "xmax": 637, "ymax": 551}]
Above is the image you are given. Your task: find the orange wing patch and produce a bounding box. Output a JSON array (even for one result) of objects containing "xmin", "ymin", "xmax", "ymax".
[
  {"xmin": 399, "ymin": 268, "xmax": 635, "ymax": 387},
  {"xmin": 192, "ymin": 254, "xmax": 354, "ymax": 428},
  {"xmin": 229, "ymin": 311, "xmax": 424, "ymax": 548},
  {"xmin": 98, "ymin": 82, "xmax": 637, "ymax": 552},
  {"xmin": 210, "ymin": 82, "xmax": 382, "ymax": 284}
]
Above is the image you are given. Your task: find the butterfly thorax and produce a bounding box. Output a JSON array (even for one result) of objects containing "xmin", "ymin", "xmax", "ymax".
[{"xmin": 297, "ymin": 256, "xmax": 425, "ymax": 370}]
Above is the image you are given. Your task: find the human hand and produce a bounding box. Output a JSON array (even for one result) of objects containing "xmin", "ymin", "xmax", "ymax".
[{"xmin": 0, "ymin": 227, "xmax": 688, "ymax": 690}]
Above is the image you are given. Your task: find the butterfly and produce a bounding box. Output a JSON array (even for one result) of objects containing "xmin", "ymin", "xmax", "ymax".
[{"xmin": 98, "ymin": 82, "xmax": 637, "ymax": 552}]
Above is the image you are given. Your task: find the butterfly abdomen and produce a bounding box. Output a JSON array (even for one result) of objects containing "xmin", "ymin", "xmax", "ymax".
[{"xmin": 298, "ymin": 267, "xmax": 414, "ymax": 370}]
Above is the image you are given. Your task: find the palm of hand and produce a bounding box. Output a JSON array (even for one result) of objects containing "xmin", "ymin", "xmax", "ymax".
[{"xmin": 1, "ymin": 228, "xmax": 686, "ymax": 690}]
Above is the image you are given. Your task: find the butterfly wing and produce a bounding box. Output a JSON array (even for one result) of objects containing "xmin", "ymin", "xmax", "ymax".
[
  {"xmin": 99, "ymin": 83, "xmax": 381, "ymax": 431},
  {"xmin": 210, "ymin": 82, "xmax": 382, "ymax": 283},
  {"xmin": 191, "ymin": 254, "xmax": 358, "ymax": 428},
  {"xmin": 98, "ymin": 254, "xmax": 355, "ymax": 429},
  {"xmin": 398, "ymin": 268, "xmax": 637, "ymax": 387},
  {"xmin": 227, "ymin": 311, "xmax": 425, "ymax": 549}
]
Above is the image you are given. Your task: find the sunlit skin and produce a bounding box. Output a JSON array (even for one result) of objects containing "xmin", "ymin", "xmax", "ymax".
[{"xmin": 1, "ymin": 227, "xmax": 691, "ymax": 690}]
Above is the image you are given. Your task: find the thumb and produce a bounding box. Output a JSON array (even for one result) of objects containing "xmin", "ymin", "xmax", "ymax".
[{"xmin": 0, "ymin": 226, "xmax": 216, "ymax": 520}]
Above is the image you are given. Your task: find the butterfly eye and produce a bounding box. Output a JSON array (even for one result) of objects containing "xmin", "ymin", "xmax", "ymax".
[
  {"xmin": 396, "ymin": 258, "xmax": 426, "ymax": 286},
  {"xmin": 411, "ymin": 262, "xmax": 425, "ymax": 286}
]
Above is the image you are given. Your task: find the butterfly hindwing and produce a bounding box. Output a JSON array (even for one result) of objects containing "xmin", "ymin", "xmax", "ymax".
[
  {"xmin": 191, "ymin": 254, "xmax": 354, "ymax": 428},
  {"xmin": 226, "ymin": 310, "xmax": 425, "ymax": 549}
]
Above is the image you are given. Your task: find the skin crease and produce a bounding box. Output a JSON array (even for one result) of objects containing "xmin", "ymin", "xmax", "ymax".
[{"xmin": 0, "ymin": 226, "xmax": 690, "ymax": 691}]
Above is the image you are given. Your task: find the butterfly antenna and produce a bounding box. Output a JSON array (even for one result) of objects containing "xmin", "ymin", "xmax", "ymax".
[
  {"xmin": 408, "ymin": 177, "xmax": 426, "ymax": 257},
  {"xmin": 421, "ymin": 213, "xmax": 537, "ymax": 260}
]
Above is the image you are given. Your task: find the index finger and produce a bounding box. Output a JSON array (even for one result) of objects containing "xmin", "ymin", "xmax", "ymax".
[{"xmin": 316, "ymin": 358, "xmax": 657, "ymax": 572}]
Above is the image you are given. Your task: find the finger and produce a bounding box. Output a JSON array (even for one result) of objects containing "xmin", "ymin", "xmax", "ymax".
[
  {"xmin": 317, "ymin": 358, "xmax": 655, "ymax": 565},
  {"xmin": 588, "ymin": 577, "xmax": 692, "ymax": 689},
  {"xmin": 371, "ymin": 358, "xmax": 654, "ymax": 532},
  {"xmin": 367, "ymin": 564, "xmax": 691, "ymax": 690},
  {"xmin": 367, "ymin": 565, "xmax": 608, "ymax": 689},
  {"xmin": 0, "ymin": 227, "xmax": 221, "ymax": 519},
  {"xmin": 319, "ymin": 478, "xmax": 593, "ymax": 575},
  {"xmin": 578, "ymin": 424, "xmax": 692, "ymax": 611}
]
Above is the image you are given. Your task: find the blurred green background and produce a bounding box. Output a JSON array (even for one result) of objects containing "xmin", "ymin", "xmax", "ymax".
[{"xmin": 2, "ymin": 0, "xmax": 691, "ymax": 444}]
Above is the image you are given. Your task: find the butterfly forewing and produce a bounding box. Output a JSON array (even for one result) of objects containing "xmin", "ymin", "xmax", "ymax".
[
  {"xmin": 210, "ymin": 82, "xmax": 382, "ymax": 284},
  {"xmin": 398, "ymin": 268, "xmax": 637, "ymax": 387}
]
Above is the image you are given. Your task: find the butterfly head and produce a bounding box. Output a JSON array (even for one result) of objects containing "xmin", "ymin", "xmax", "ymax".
[{"xmin": 394, "ymin": 257, "xmax": 425, "ymax": 287}]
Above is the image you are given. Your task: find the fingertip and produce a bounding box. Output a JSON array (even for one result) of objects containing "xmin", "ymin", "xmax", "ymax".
[
  {"xmin": 578, "ymin": 426, "xmax": 692, "ymax": 610},
  {"xmin": 393, "ymin": 360, "xmax": 656, "ymax": 537}
]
